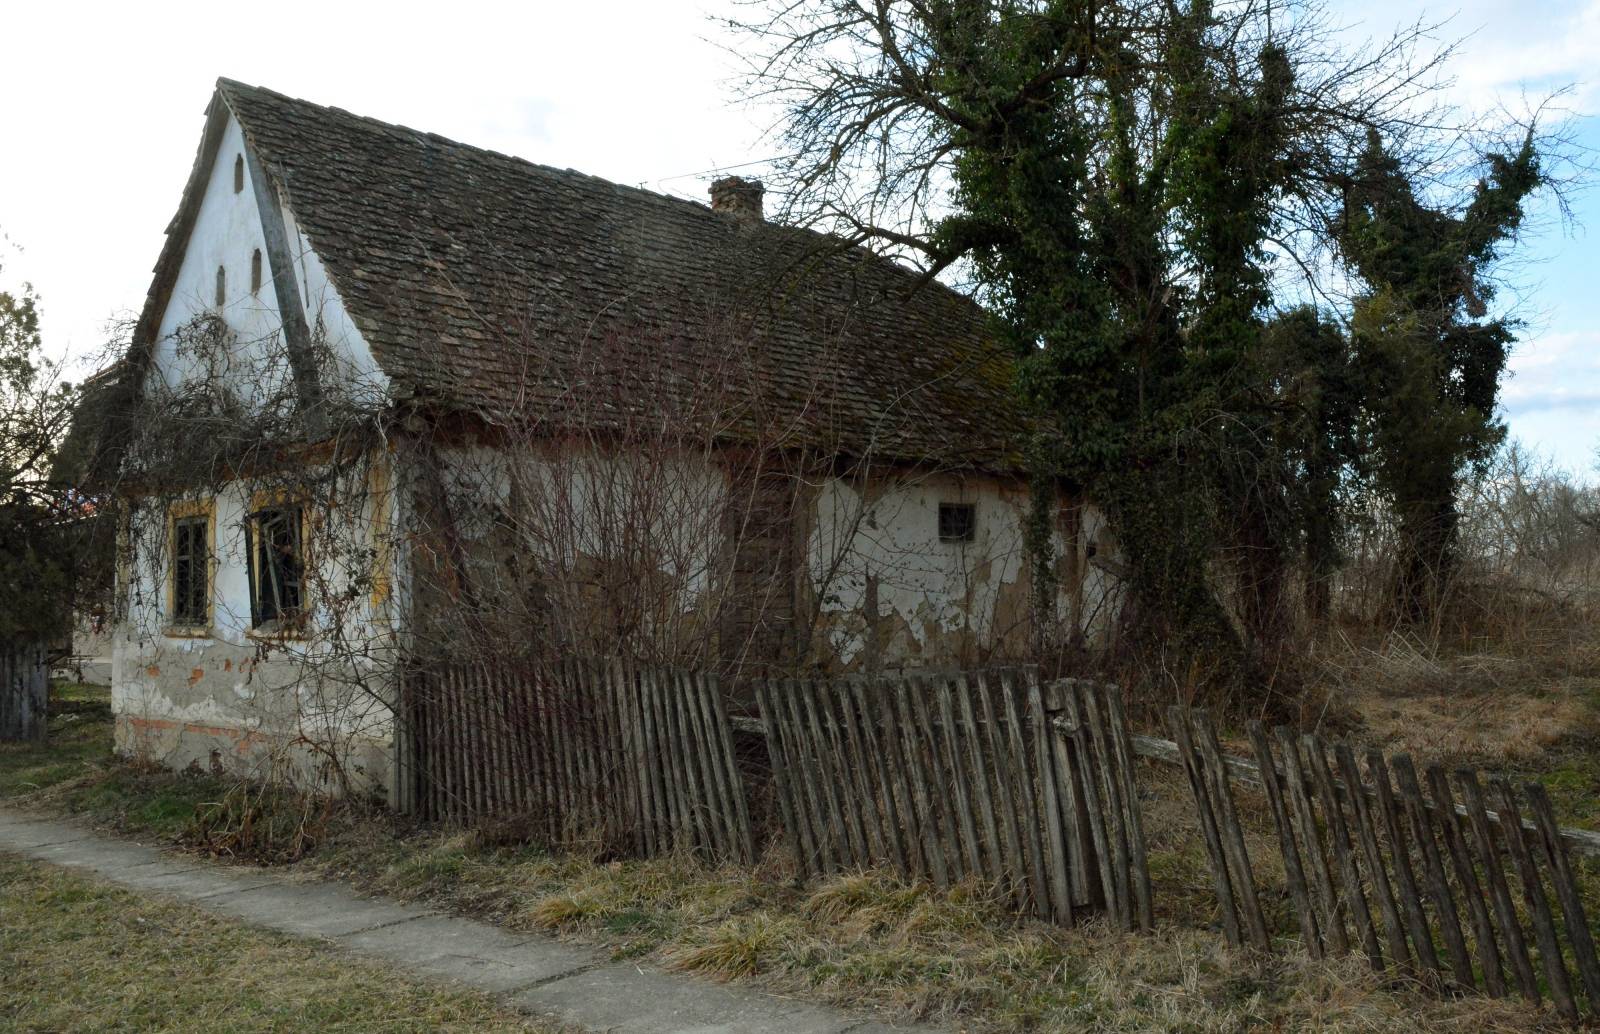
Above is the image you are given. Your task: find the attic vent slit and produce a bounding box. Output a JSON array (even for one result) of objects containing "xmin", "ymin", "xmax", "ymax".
[
  {"xmin": 251, "ymin": 250, "xmax": 263, "ymax": 295},
  {"xmin": 215, "ymin": 266, "xmax": 226, "ymax": 308},
  {"xmin": 233, "ymin": 154, "xmax": 244, "ymax": 193}
]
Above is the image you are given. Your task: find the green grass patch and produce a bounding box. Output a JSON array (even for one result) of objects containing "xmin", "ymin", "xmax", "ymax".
[{"xmin": 0, "ymin": 853, "xmax": 562, "ymax": 1033}]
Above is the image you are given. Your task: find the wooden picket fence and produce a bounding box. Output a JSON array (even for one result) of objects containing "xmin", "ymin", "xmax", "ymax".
[
  {"xmin": 401, "ymin": 658, "xmax": 753, "ymax": 863},
  {"xmin": 1167, "ymin": 708, "xmax": 1600, "ymax": 1025},
  {"xmin": 755, "ymin": 671, "xmax": 1152, "ymax": 930}
]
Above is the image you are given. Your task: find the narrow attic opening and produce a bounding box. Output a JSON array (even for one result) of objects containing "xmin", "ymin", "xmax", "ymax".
[
  {"xmin": 233, "ymin": 154, "xmax": 244, "ymax": 193},
  {"xmin": 251, "ymin": 250, "xmax": 263, "ymax": 295},
  {"xmin": 215, "ymin": 266, "xmax": 226, "ymax": 308}
]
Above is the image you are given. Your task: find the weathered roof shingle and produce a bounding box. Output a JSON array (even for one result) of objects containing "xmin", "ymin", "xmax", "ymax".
[{"xmin": 209, "ymin": 79, "xmax": 1026, "ymax": 468}]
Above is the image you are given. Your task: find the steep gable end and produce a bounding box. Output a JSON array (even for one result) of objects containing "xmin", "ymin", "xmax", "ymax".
[
  {"xmin": 216, "ymin": 79, "xmax": 1028, "ymax": 470},
  {"xmin": 125, "ymin": 92, "xmax": 387, "ymax": 437}
]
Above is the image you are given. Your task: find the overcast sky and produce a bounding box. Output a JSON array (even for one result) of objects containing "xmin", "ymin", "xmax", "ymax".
[{"xmin": 2, "ymin": 0, "xmax": 1596, "ymax": 473}]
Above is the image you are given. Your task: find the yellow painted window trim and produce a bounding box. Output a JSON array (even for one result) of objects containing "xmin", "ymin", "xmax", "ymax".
[
  {"xmin": 165, "ymin": 497, "xmax": 215, "ymax": 636},
  {"xmin": 245, "ymin": 488, "xmax": 313, "ymax": 639},
  {"xmin": 367, "ymin": 457, "xmax": 393, "ymax": 609}
]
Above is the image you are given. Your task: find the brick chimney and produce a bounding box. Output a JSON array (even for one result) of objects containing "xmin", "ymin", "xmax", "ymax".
[{"xmin": 709, "ymin": 176, "xmax": 764, "ymax": 223}]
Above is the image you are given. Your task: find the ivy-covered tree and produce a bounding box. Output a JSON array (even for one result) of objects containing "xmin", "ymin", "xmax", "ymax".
[
  {"xmin": 738, "ymin": 0, "xmax": 1482, "ymax": 705},
  {"xmin": 1339, "ymin": 130, "xmax": 1542, "ymax": 621}
]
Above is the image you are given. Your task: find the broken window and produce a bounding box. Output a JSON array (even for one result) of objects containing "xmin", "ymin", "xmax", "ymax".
[
  {"xmin": 247, "ymin": 506, "xmax": 304, "ymax": 629},
  {"xmin": 938, "ymin": 502, "xmax": 976, "ymax": 544},
  {"xmin": 171, "ymin": 515, "xmax": 210, "ymax": 627}
]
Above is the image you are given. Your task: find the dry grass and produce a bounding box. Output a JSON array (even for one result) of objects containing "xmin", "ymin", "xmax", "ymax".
[
  {"xmin": 291, "ymin": 817, "xmax": 1582, "ymax": 1033},
  {"xmin": 0, "ymin": 852, "xmax": 566, "ymax": 1033},
  {"xmin": 6, "ymin": 681, "xmax": 1593, "ymax": 1032},
  {"xmin": 1305, "ymin": 608, "xmax": 1600, "ymax": 834}
]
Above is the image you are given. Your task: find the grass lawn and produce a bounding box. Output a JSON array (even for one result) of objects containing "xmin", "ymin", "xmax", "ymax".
[
  {"xmin": 0, "ymin": 852, "xmax": 564, "ymax": 1033},
  {"xmin": 6, "ymin": 680, "xmax": 1591, "ymax": 1031}
]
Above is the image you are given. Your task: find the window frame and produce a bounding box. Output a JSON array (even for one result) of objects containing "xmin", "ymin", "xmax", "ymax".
[
  {"xmin": 245, "ymin": 490, "xmax": 311, "ymax": 638},
  {"xmin": 165, "ymin": 499, "xmax": 215, "ymax": 636},
  {"xmin": 937, "ymin": 501, "xmax": 977, "ymax": 544}
]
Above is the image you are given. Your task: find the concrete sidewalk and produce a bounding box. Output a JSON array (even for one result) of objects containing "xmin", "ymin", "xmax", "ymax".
[{"xmin": 0, "ymin": 809, "xmax": 942, "ymax": 1034}]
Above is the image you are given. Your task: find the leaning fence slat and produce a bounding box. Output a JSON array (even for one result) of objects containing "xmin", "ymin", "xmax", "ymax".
[
  {"xmin": 1491, "ymin": 778, "xmax": 1579, "ymax": 1025},
  {"xmin": 1393, "ymin": 755, "xmax": 1475, "ymax": 989},
  {"xmin": 831, "ymin": 679, "xmax": 884, "ymax": 866},
  {"xmin": 976, "ymin": 671, "xmax": 1030, "ymax": 909},
  {"xmin": 1333, "ymin": 744, "xmax": 1410, "ymax": 973},
  {"xmin": 996, "ymin": 672, "xmax": 1050, "ymax": 919},
  {"xmin": 1423, "ymin": 764, "xmax": 1506, "ymax": 998},
  {"xmin": 1047, "ymin": 679, "xmax": 1093, "ymax": 910},
  {"xmin": 933, "ymin": 675, "xmax": 984, "ymax": 882},
  {"xmin": 1523, "ymin": 783, "xmax": 1600, "ymax": 1014},
  {"xmin": 954, "ymin": 673, "xmax": 1003, "ymax": 888},
  {"xmin": 1248, "ymin": 722, "xmax": 1322, "ymax": 958},
  {"xmin": 681, "ymin": 670, "xmax": 730, "ymax": 858},
  {"xmin": 1278, "ymin": 727, "xmax": 1347, "ymax": 956},
  {"xmin": 1191, "ymin": 712, "xmax": 1268, "ymax": 950},
  {"xmin": 1456, "ymin": 768, "xmax": 1541, "ymax": 1004},
  {"xmin": 852, "ymin": 677, "xmax": 912, "ymax": 875},
  {"xmin": 1306, "ymin": 736, "xmax": 1382, "ymax": 967},
  {"xmin": 1367, "ymin": 750, "xmax": 1440, "ymax": 982},
  {"xmin": 603, "ymin": 662, "xmax": 631, "ymax": 848},
  {"xmin": 647, "ymin": 666, "xmax": 685, "ymax": 850},
  {"xmin": 1102, "ymin": 685, "xmax": 1153, "ymax": 931},
  {"xmin": 875, "ymin": 676, "xmax": 928, "ymax": 882},
  {"xmin": 781, "ymin": 679, "xmax": 834, "ymax": 870},
  {"xmin": 1168, "ymin": 708, "xmax": 1242, "ymax": 946},
  {"xmin": 620, "ymin": 663, "xmax": 652, "ymax": 857},
  {"xmin": 896, "ymin": 674, "xmax": 951, "ymax": 888},
  {"xmin": 907, "ymin": 675, "xmax": 962, "ymax": 882},
  {"xmin": 782, "ymin": 678, "xmax": 830, "ymax": 873},
  {"xmin": 1073, "ymin": 683, "xmax": 1120, "ymax": 922},
  {"xmin": 1068, "ymin": 685, "xmax": 1120, "ymax": 921},
  {"xmin": 817, "ymin": 678, "xmax": 874, "ymax": 867},
  {"xmin": 1021, "ymin": 671, "xmax": 1072, "ymax": 924},
  {"xmin": 757, "ymin": 680, "xmax": 806, "ymax": 872}
]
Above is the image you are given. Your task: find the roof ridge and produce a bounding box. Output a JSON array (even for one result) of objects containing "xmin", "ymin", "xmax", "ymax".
[
  {"xmin": 217, "ymin": 78, "xmax": 755, "ymax": 228},
  {"xmin": 213, "ymin": 77, "xmax": 953, "ymax": 300},
  {"xmin": 196, "ymin": 77, "xmax": 1024, "ymax": 469}
]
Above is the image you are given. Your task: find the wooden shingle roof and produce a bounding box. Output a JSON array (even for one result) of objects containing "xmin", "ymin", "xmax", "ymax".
[{"xmin": 210, "ymin": 79, "xmax": 1027, "ymax": 468}]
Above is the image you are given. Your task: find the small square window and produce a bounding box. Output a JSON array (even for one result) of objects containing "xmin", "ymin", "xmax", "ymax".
[{"xmin": 938, "ymin": 502, "xmax": 975, "ymax": 543}]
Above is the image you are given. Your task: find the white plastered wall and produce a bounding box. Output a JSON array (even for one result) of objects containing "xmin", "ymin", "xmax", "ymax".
[
  {"xmin": 807, "ymin": 470, "xmax": 1119, "ymax": 669},
  {"xmin": 113, "ymin": 111, "xmax": 399, "ymax": 795}
]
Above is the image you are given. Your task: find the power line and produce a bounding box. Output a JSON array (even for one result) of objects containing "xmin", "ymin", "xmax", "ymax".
[{"xmin": 649, "ymin": 153, "xmax": 798, "ymax": 193}]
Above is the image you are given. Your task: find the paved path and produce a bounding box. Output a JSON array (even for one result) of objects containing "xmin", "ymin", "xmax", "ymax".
[{"xmin": 0, "ymin": 809, "xmax": 942, "ymax": 1034}]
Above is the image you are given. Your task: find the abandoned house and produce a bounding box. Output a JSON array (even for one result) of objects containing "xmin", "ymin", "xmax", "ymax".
[{"xmin": 100, "ymin": 79, "xmax": 1120, "ymax": 799}]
